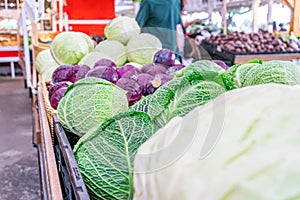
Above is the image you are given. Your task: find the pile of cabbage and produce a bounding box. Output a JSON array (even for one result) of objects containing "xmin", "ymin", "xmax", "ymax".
[
  {"xmin": 80, "ymin": 16, "xmax": 163, "ymax": 68},
  {"xmin": 36, "ymin": 31, "xmax": 94, "ymax": 82},
  {"xmin": 36, "ymin": 16, "xmax": 163, "ymax": 82},
  {"xmin": 35, "ymin": 13, "xmax": 300, "ymax": 200},
  {"xmin": 60, "ymin": 59, "xmax": 300, "ymax": 200}
]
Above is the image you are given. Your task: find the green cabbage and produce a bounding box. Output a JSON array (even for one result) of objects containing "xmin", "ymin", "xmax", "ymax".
[
  {"xmin": 94, "ymin": 40, "xmax": 127, "ymax": 66},
  {"xmin": 131, "ymin": 69, "xmax": 226, "ymax": 127},
  {"xmin": 78, "ymin": 51, "xmax": 111, "ymax": 67},
  {"xmin": 51, "ymin": 32, "xmax": 94, "ymax": 65},
  {"xmin": 74, "ymin": 111, "xmax": 159, "ymax": 200},
  {"xmin": 126, "ymin": 33, "xmax": 162, "ymax": 65},
  {"xmin": 134, "ymin": 84, "xmax": 300, "ymax": 200},
  {"xmin": 57, "ymin": 77, "xmax": 129, "ymax": 136},
  {"xmin": 36, "ymin": 49, "xmax": 59, "ymax": 74},
  {"xmin": 104, "ymin": 16, "xmax": 140, "ymax": 45},
  {"xmin": 41, "ymin": 66, "xmax": 59, "ymax": 82},
  {"xmin": 221, "ymin": 60, "xmax": 300, "ymax": 90}
]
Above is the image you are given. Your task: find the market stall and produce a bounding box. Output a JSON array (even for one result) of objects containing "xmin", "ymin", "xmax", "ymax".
[{"xmin": 31, "ymin": 1, "xmax": 300, "ymax": 199}]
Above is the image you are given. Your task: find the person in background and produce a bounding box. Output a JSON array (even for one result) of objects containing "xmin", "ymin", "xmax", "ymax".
[
  {"xmin": 279, "ymin": 23, "xmax": 287, "ymax": 32},
  {"xmin": 136, "ymin": 0, "xmax": 183, "ymax": 62}
]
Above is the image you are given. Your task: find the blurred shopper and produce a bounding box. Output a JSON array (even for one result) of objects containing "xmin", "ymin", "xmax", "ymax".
[
  {"xmin": 136, "ymin": 0, "xmax": 183, "ymax": 60},
  {"xmin": 279, "ymin": 23, "xmax": 287, "ymax": 32}
]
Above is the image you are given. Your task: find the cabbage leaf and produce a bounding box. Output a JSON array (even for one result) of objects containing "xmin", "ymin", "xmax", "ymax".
[
  {"xmin": 74, "ymin": 111, "xmax": 159, "ymax": 200},
  {"xmin": 57, "ymin": 77, "xmax": 129, "ymax": 136},
  {"xmin": 51, "ymin": 32, "xmax": 94, "ymax": 65},
  {"xmin": 104, "ymin": 16, "xmax": 140, "ymax": 45},
  {"xmin": 131, "ymin": 70, "xmax": 226, "ymax": 127},
  {"xmin": 126, "ymin": 33, "xmax": 162, "ymax": 65},
  {"xmin": 134, "ymin": 84, "xmax": 300, "ymax": 200},
  {"xmin": 221, "ymin": 60, "xmax": 300, "ymax": 90},
  {"xmin": 94, "ymin": 40, "xmax": 127, "ymax": 67}
]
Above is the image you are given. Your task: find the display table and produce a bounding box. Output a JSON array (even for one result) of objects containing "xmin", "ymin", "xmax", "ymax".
[{"xmin": 32, "ymin": 81, "xmax": 89, "ymax": 200}]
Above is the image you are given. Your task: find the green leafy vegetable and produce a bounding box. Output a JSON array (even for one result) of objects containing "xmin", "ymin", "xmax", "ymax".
[
  {"xmin": 36, "ymin": 49, "xmax": 59, "ymax": 74},
  {"xmin": 126, "ymin": 33, "xmax": 162, "ymax": 65},
  {"xmin": 104, "ymin": 16, "xmax": 140, "ymax": 45},
  {"xmin": 74, "ymin": 111, "xmax": 159, "ymax": 200},
  {"xmin": 57, "ymin": 77, "xmax": 129, "ymax": 136},
  {"xmin": 131, "ymin": 70, "xmax": 226, "ymax": 127},
  {"xmin": 175, "ymin": 60, "xmax": 225, "ymax": 78},
  {"xmin": 78, "ymin": 51, "xmax": 112, "ymax": 67},
  {"xmin": 51, "ymin": 31, "xmax": 94, "ymax": 65},
  {"xmin": 134, "ymin": 84, "xmax": 300, "ymax": 200},
  {"xmin": 94, "ymin": 40, "xmax": 127, "ymax": 67},
  {"xmin": 221, "ymin": 60, "xmax": 300, "ymax": 90}
]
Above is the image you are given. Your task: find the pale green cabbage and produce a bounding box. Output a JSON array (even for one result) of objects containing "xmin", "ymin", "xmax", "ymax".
[
  {"xmin": 94, "ymin": 40, "xmax": 127, "ymax": 66},
  {"xmin": 134, "ymin": 84, "xmax": 300, "ymax": 200},
  {"xmin": 220, "ymin": 60, "xmax": 300, "ymax": 90},
  {"xmin": 41, "ymin": 66, "xmax": 59, "ymax": 82},
  {"xmin": 74, "ymin": 111, "xmax": 159, "ymax": 200},
  {"xmin": 126, "ymin": 33, "xmax": 162, "ymax": 65},
  {"xmin": 104, "ymin": 16, "xmax": 140, "ymax": 45},
  {"xmin": 78, "ymin": 51, "xmax": 112, "ymax": 67},
  {"xmin": 57, "ymin": 77, "xmax": 129, "ymax": 136},
  {"xmin": 36, "ymin": 49, "xmax": 59, "ymax": 74},
  {"xmin": 51, "ymin": 31, "xmax": 94, "ymax": 65}
]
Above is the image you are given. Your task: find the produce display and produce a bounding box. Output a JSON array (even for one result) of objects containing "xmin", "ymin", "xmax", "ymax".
[
  {"xmin": 35, "ymin": 15, "xmax": 300, "ymax": 200},
  {"xmin": 205, "ymin": 29, "xmax": 300, "ymax": 53},
  {"xmin": 133, "ymin": 83, "xmax": 300, "ymax": 200},
  {"xmin": 64, "ymin": 59, "xmax": 300, "ymax": 200}
]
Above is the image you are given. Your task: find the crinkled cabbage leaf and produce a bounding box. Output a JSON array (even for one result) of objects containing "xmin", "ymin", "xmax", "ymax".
[
  {"xmin": 74, "ymin": 111, "xmax": 159, "ymax": 200},
  {"xmin": 57, "ymin": 77, "xmax": 128, "ymax": 136}
]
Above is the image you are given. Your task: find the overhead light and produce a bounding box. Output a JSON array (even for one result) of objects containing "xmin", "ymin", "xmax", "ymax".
[
  {"xmin": 46, "ymin": 8, "xmax": 51, "ymax": 13},
  {"xmin": 47, "ymin": 0, "xmax": 51, "ymax": 2},
  {"xmin": 9, "ymin": 3, "xmax": 14, "ymax": 7}
]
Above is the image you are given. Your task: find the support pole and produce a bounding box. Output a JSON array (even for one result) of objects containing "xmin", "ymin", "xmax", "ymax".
[
  {"xmin": 252, "ymin": 0, "xmax": 261, "ymax": 33},
  {"xmin": 291, "ymin": 0, "xmax": 300, "ymax": 35},
  {"xmin": 22, "ymin": 6, "xmax": 33, "ymax": 89},
  {"xmin": 267, "ymin": 0, "xmax": 273, "ymax": 32},
  {"xmin": 222, "ymin": 0, "xmax": 227, "ymax": 34}
]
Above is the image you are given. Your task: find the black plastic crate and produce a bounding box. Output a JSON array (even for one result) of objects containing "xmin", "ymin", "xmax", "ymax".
[{"xmin": 53, "ymin": 114, "xmax": 90, "ymax": 200}]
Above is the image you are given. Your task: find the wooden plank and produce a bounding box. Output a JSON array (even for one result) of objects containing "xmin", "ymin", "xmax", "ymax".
[
  {"xmin": 234, "ymin": 53, "xmax": 300, "ymax": 64},
  {"xmin": 38, "ymin": 87, "xmax": 63, "ymax": 200}
]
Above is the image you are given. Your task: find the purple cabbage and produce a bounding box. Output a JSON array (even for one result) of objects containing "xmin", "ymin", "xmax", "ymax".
[
  {"xmin": 117, "ymin": 64, "xmax": 141, "ymax": 79},
  {"xmin": 116, "ymin": 78, "xmax": 142, "ymax": 106},
  {"xmin": 86, "ymin": 65, "xmax": 119, "ymax": 83},
  {"xmin": 166, "ymin": 64, "xmax": 185, "ymax": 74},
  {"xmin": 94, "ymin": 58, "xmax": 117, "ymax": 70},
  {"xmin": 213, "ymin": 60, "xmax": 229, "ymax": 70},
  {"xmin": 51, "ymin": 65, "xmax": 73, "ymax": 84},
  {"xmin": 50, "ymin": 87, "xmax": 67, "ymax": 109},
  {"xmin": 153, "ymin": 48, "xmax": 176, "ymax": 66},
  {"xmin": 75, "ymin": 64, "xmax": 91, "ymax": 82},
  {"xmin": 48, "ymin": 81, "xmax": 70, "ymax": 98},
  {"xmin": 141, "ymin": 63, "xmax": 167, "ymax": 76}
]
